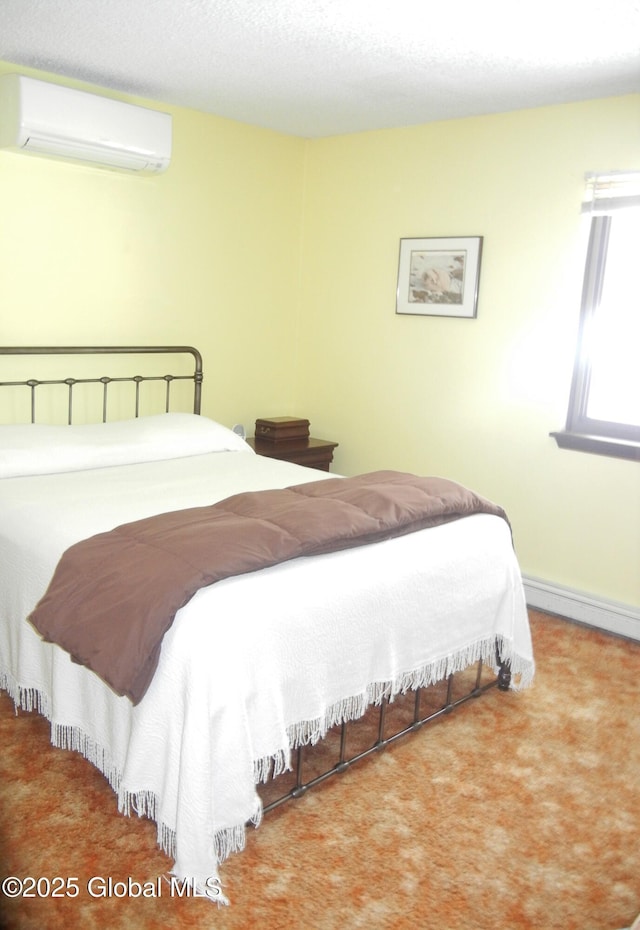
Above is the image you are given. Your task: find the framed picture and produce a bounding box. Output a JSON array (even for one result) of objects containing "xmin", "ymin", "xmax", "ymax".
[{"xmin": 395, "ymin": 236, "xmax": 483, "ymax": 318}]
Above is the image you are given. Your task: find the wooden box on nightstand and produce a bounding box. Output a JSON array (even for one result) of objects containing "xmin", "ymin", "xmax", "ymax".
[{"xmin": 254, "ymin": 416, "xmax": 310, "ymax": 442}]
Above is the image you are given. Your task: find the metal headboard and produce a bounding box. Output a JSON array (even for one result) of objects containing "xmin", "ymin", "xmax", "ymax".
[{"xmin": 0, "ymin": 346, "xmax": 203, "ymax": 424}]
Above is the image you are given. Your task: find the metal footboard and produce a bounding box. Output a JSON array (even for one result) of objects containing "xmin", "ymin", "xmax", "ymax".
[{"xmin": 261, "ymin": 652, "xmax": 510, "ymax": 814}]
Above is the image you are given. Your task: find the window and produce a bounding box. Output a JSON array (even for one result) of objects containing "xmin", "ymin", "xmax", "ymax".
[{"xmin": 551, "ymin": 172, "xmax": 640, "ymax": 462}]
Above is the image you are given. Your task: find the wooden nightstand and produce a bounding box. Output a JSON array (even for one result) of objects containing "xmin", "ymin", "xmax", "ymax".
[{"xmin": 248, "ymin": 436, "xmax": 339, "ymax": 471}]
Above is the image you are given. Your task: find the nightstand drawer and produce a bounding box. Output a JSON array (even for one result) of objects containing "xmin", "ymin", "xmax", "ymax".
[{"xmin": 248, "ymin": 436, "xmax": 338, "ymax": 471}]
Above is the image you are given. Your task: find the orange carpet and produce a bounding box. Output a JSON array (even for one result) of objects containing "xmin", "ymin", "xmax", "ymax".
[{"xmin": 1, "ymin": 610, "xmax": 639, "ymax": 929}]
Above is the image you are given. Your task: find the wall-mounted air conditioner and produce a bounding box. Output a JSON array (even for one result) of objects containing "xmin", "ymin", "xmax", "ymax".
[{"xmin": 0, "ymin": 74, "xmax": 172, "ymax": 174}]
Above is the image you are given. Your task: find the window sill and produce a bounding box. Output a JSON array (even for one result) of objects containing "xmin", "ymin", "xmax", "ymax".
[{"xmin": 550, "ymin": 431, "xmax": 640, "ymax": 462}]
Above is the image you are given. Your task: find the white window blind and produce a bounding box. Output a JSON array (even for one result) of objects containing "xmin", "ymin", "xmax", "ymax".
[{"xmin": 581, "ymin": 171, "xmax": 640, "ymax": 214}]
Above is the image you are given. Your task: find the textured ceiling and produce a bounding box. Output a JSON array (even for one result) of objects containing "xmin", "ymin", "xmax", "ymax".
[{"xmin": 0, "ymin": 0, "xmax": 638, "ymax": 137}]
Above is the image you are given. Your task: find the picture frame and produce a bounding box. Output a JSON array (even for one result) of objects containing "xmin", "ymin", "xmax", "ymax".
[{"xmin": 395, "ymin": 236, "xmax": 483, "ymax": 318}]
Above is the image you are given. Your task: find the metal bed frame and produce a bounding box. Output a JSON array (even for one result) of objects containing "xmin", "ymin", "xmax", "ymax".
[
  {"xmin": 0, "ymin": 344, "xmax": 511, "ymax": 816},
  {"xmin": 261, "ymin": 656, "xmax": 510, "ymax": 814},
  {"xmin": 0, "ymin": 345, "xmax": 203, "ymax": 422}
]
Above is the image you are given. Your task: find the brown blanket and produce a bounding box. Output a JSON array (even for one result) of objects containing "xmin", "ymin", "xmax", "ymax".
[{"xmin": 29, "ymin": 471, "xmax": 509, "ymax": 704}]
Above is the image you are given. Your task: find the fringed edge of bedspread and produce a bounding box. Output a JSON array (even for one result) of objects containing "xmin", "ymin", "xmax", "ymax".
[
  {"xmin": 2, "ymin": 632, "xmax": 533, "ymax": 873},
  {"xmin": 0, "ymin": 666, "xmax": 261, "ymax": 884},
  {"xmin": 254, "ymin": 634, "xmax": 534, "ymax": 783}
]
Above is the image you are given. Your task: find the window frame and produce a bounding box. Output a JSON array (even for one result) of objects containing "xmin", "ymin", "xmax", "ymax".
[{"xmin": 551, "ymin": 194, "xmax": 640, "ymax": 462}]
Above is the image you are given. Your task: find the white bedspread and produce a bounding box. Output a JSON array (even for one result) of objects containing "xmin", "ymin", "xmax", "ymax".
[{"xmin": 0, "ymin": 449, "xmax": 534, "ymax": 897}]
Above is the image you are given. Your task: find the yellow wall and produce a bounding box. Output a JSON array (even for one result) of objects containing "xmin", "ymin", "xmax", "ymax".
[
  {"xmin": 297, "ymin": 96, "xmax": 640, "ymax": 606},
  {"xmin": 0, "ymin": 60, "xmax": 638, "ymax": 607},
  {"xmin": 0, "ymin": 62, "xmax": 306, "ymax": 426}
]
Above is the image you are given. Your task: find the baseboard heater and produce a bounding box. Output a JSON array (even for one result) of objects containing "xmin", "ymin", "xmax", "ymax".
[{"xmin": 522, "ymin": 575, "xmax": 640, "ymax": 642}]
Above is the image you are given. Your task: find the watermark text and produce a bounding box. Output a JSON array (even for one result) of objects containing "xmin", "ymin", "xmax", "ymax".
[{"xmin": 1, "ymin": 875, "xmax": 222, "ymax": 900}]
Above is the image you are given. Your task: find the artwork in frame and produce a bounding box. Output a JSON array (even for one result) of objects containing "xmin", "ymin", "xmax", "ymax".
[{"xmin": 396, "ymin": 236, "xmax": 483, "ymax": 318}]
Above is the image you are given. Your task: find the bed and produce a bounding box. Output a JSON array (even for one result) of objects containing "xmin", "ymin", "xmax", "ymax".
[{"xmin": 0, "ymin": 345, "xmax": 534, "ymax": 903}]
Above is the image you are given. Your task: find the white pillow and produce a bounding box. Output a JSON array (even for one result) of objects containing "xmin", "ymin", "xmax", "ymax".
[{"xmin": 0, "ymin": 413, "xmax": 253, "ymax": 478}]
